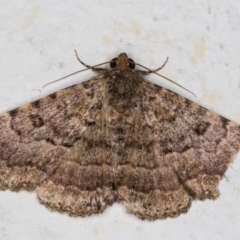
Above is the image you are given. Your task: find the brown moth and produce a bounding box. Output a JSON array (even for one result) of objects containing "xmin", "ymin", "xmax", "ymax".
[{"xmin": 0, "ymin": 52, "xmax": 239, "ymax": 220}]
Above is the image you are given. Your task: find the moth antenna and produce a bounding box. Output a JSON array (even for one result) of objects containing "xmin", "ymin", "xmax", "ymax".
[
  {"xmin": 134, "ymin": 60, "xmax": 196, "ymax": 98},
  {"xmin": 43, "ymin": 51, "xmax": 110, "ymax": 88}
]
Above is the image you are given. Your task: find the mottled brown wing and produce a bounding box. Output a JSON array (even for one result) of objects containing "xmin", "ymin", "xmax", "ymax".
[
  {"xmin": 1, "ymin": 72, "xmax": 240, "ymax": 220},
  {"xmin": 0, "ymin": 76, "xmax": 116, "ymax": 215},
  {"xmin": 118, "ymin": 82, "xmax": 240, "ymax": 220}
]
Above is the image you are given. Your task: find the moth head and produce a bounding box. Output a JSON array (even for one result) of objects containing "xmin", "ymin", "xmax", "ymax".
[{"xmin": 110, "ymin": 52, "xmax": 135, "ymax": 70}]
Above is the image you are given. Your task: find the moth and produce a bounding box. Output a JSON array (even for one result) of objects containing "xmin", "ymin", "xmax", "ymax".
[{"xmin": 0, "ymin": 52, "xmax": 239, "ymax": 220}]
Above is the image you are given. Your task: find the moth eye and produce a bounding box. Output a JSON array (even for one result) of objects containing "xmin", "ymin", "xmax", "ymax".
[
  {"xmin": 110, "ymin": 58, "xmax": 118, "ymax": 68},
  {"xmin": 128, "ymin": 58, "xmax": 135, "ymax": 69}
]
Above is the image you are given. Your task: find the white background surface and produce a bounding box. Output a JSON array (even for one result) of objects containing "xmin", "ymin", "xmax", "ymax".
[{"xmin": 0, "ymin": 1, "xmax": 240, "ymax": 240}]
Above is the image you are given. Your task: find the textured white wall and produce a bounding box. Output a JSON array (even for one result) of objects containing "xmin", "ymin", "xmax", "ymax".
[{"xmin": 0, "ymin": 1, "xmax": 240, "ymax": 239}]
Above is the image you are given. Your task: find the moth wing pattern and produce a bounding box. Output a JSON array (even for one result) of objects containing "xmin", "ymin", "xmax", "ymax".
[
  {"xmin": 0, "ymin": 76, "xmax": 117, "ymax": 216},
  {"xmin": 117, "ymin": 82, "xmax": 240, "ymax": 219}
]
